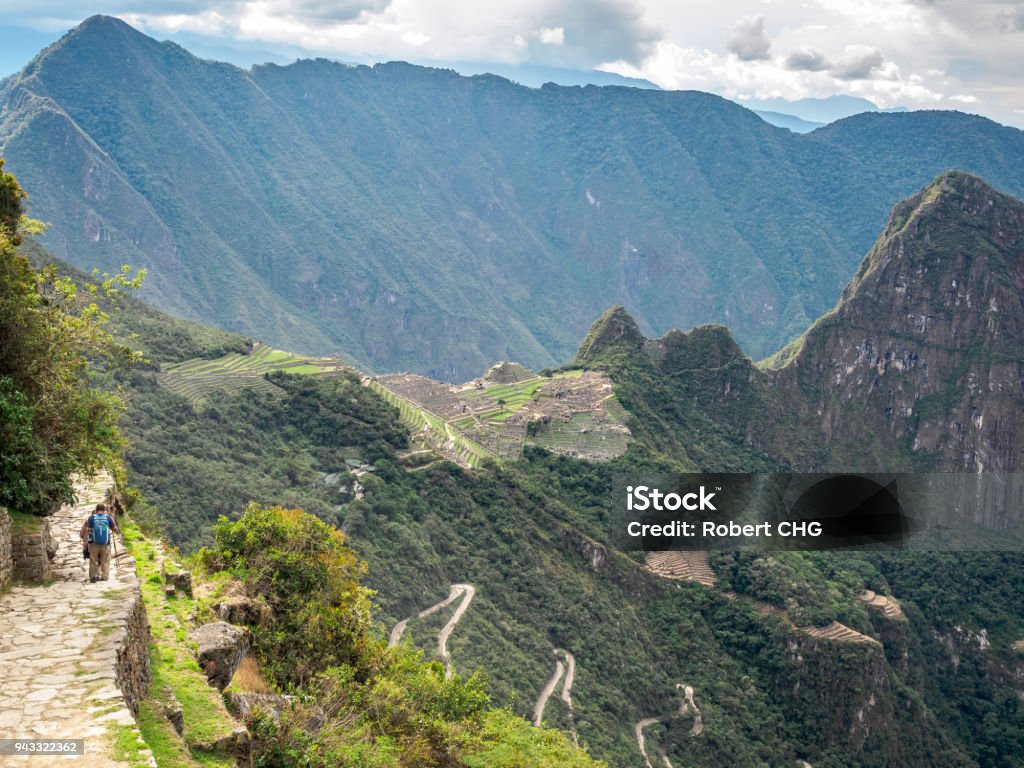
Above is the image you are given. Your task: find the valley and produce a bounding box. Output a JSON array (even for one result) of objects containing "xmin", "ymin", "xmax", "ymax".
[
  {"xmin": 1, "ymin": 17, "xmax": 1024, "ymax": 765},
  {"xmin": 95, "ymin": 169, "xmax": 1024, "ymax": 767}
]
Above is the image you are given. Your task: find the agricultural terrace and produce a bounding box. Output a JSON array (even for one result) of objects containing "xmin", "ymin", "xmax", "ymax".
[
  {"xmin": 372, "ymin": 363, "xmax": 630, "ymax": 466},
  {"xmin": 157, "ymin": 343, "xmax": 348, "ymax": 404}
]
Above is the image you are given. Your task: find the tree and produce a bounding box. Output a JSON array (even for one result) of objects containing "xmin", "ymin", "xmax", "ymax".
[
  {"xmin": 200, "ymin": 503, "xmax": 375, "ymax": 686},
  {"xmin": 0, "ymin": 159, "xmax": 141, "ymax": 514}
]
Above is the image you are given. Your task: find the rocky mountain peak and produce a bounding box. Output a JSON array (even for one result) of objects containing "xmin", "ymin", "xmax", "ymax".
[
  {"xmin": 780, "ymin": 171, "xmax": 1024, "ymax": 471},
  {"xmin": 574, "ymin": 306, "xmax": 645, "ymax": 364}
]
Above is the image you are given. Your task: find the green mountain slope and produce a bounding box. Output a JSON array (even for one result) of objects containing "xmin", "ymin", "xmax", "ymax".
[
  {"xmin": 94, "ymin": 173, "xmax": 1024, "ymax": 767},
  {"xmin": 3, "ymin": 16, "xmax": 1024, "ymax": 378}
]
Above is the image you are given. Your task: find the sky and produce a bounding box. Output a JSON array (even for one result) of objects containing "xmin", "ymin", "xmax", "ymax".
[{"xmin": 1, "ymin": 0, "xmax": 1023, "ymax": 128}]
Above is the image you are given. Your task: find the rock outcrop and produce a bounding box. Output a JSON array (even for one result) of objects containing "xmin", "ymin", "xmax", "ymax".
[
  {"xmin": 190, "ymin": 621, "xmax": 252, "ymax": 691},
  {"xmin": 776, "ymin": 171, "xmax": 1024, "ymax": 472},
  {"xmin": 216, "ymin": 595, "xmax": 264, "ymax": 626}
]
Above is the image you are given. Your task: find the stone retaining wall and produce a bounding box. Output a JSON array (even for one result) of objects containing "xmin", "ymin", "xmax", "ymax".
[
  {"xmin": 0, "ymin": 508, "xmax": 11, "ymax": 590},
  {"xmin": 116, "ymin": 587, "xmax": 152, "ymax": 716},
  {"xmin": 11, "ymin": 518, "xmax": 54, "ymax": 582}
]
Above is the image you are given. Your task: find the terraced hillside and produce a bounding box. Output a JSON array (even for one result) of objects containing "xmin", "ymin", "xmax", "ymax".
[
  {"xmin": 648, "ymin": 551, "xmax": 881, "ymax": 646},
  {"xmin": 858, "ymin": 590, "xmax": 905, "ymax": 620},
  {"xmin": 371, "ymin": 366, "xmax": 630, "ymax": 467},
  {"xmin": 157, "ymin": 343, "xmax": 348, "ymax": 404},
  {"xmin": 645, "ymin": 551, "xmax": 716, "ymax": 587}
]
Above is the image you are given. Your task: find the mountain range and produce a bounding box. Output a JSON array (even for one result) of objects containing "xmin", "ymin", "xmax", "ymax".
[
  {"xmin": 106, "ymin": 170, "xmax": 1024, "ymax": 767},
  {"xmin": 3, "ymin": 16, "xmax": 1024, "ymax": 380}
]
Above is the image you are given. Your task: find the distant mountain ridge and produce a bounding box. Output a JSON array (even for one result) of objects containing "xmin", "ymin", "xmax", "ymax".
[
  {"xmin": 740, "ymin": 94, "xmax": 908, "ymax": 124},
  {"xmin": 3, "ymin": 16, "xmax": 1024, "ymax": 380}
]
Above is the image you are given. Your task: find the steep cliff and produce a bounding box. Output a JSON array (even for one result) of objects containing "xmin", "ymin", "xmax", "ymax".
[{"xmin": 776, "ymin": 170, "xmax": 1024, "ymax": 472}]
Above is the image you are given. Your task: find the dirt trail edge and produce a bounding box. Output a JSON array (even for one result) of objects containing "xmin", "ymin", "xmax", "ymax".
[
  {"xmin": 388, "ymin": 584, "xmax": 476, "ymax": 678},
  {"xmin": 437, "ymin": 584, "xmax": 475, "ymax": 678}
]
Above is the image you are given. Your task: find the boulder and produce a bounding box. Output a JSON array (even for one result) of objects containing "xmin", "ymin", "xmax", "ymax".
[
  {"xmin": 216, "ymin": 595, "xmax": 263, "ymax": 626},
  {"xmin": 161, "ymin": 563, "xmax": 193, "ymax": 597},
  {"xmin": 160, "ymin": 686, "xmax": 184, "ymax": 736},
  {"xmin": 167, "ymin": 569, "xmax": 193, "ymax": 597},
  {"xmin": 189, "ymin": 622, "xmax": 251, "ymax": 691}
]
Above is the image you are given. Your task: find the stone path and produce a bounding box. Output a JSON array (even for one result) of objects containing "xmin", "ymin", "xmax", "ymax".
[{"xmin": 0, "ymin": 475, "xmax": 154, "ymax": 766}]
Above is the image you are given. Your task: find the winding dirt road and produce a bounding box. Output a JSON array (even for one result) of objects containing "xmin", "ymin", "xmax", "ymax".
[
  {"xmin": 437, "ymin": 584, "xmax": 475, "ymax": 678},
  {"xmin": 388, "ymin": 584, "xmax": 476, "ymax": 679},
  {"xmin": 533, "ymin": 648, "xmax": 577, "ymax": 737},
  {"xmin": 635, "ymin": 682, "xmax": 704, "ymax": 768},
  {"xmin": 635, "ymin": 717, "xmax": 663, "ymax": 768}
]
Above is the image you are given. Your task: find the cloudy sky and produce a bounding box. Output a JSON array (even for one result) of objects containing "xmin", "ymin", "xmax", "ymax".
[{"xmin": 2, "ymin": 0, "xmax": 1023, "ymax": 127}]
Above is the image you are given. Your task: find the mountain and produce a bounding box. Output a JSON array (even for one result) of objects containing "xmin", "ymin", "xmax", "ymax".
[
  {"xmin": 0, "ymin": 25, "xmax": 61, "ymax": 77},
  {"xmin": 752, "ymin": 109, "xmax": 825, "ymax": 133},
  {"xmin": 581, "ymin": 171, "xmax": 1024, "ymax": 475},
  {"xmin": 739, "ymin": 95, "xmax": 907, "ymax": 124},
  {"xmin": 441, "ymin": 60, "xmax": 660, "ymax": 89},
  {"xmin": 771, "ymin": 170, "xmax": 1024, "ymax": 472},
  {"xmin": 3, "ymin": 17, "xmax": 1024, "ymax": 382},
  {"xmin": 104, "ymin": 172, "xmax": 1024, "ymax": 767}
]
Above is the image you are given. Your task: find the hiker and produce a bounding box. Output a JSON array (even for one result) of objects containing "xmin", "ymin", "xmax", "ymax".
[{"xmin": 80, "ymin": 502, "xmax": 120, "ymax": 583}]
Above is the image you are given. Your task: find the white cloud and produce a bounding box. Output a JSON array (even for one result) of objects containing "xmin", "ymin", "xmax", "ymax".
[
  {"xmin": 726, "ymin": 15, "xmax": 771, "ymax": 60},
  {"xmin": 5, "ymin": 0, "xmax": 1023, "ymax": 127},
  {"xmin": 830, "ymin": 45, "xmax": 885, "ymax": 80},
  {"xmin": 538, "ymin": 26, "xmax": 564, "ymax": 44},
  {"xmin": 784, "ymin": 46, "xmax": 830, "ymax": 71},
  {"xmin": 401, "ymin": 30, "xmax": 428, "ymax": 45}
]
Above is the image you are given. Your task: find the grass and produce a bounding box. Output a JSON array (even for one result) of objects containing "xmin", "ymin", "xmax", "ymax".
[
  {"xmin": 225, "ymin": 656, "xmax": 273, "ymax": 694},
  {"xmin": 367, "ymin": 379, "xmax": 492, "ymax": 468},
  {"xmin": 8, "ymin": 509, "xmax": 44, "ymax": 535},
  {"xmin": 120, "ymin": 523, "xmax": 242, "ymax": 766},
  {"xmin": 108, "ymin": 722, "xmax": 156, "ymax": 768}
]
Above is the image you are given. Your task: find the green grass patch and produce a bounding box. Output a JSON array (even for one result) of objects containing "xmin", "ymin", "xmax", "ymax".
[
  {"xmin": 160, "ymin": 343, "xmax": 347, "ymax": 404},
  {"xmin": 120, "ymin": 522, "xmax": 242, "ymax": 762},
  {"xmin": 107, "ymin": 722, "xmax": 155, "ymax": 768},
  {"xmin": 8, "ymin": 509, "xmax": 44, "ymax": 535}
]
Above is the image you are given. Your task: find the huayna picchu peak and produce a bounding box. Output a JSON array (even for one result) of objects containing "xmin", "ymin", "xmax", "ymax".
[{"xmin": 778, "ymin": 170, "xmax": 1024, "ymax": 471}]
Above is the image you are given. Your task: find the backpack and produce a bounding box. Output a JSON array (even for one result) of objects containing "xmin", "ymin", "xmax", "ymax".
[{"xmin": 90, "ymin": 514, "xmax": 112, "ymax": 546}]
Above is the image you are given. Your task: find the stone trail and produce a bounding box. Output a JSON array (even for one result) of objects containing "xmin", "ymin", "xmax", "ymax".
[{"xmin": 0, "ymin": 475, "xmax": 154, "ymax": 767}]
